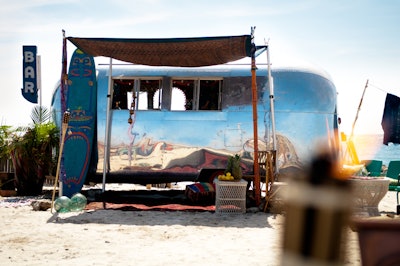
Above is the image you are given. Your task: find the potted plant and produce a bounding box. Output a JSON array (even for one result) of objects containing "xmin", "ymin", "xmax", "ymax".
[
  {"xmin": 0, "ymin": 125, "xmax": 16, "ymax": 195},
  {"xmin": 10, "ymin": 106, "xmax": 59, "ymax": 196}
]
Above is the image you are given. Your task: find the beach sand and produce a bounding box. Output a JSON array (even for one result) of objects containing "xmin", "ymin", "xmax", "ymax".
[{"xmin": 0, "ymin": 184, "xmax": 398, "ymax": 266}]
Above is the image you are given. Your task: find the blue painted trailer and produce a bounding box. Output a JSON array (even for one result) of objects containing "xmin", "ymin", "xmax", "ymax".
[{"xmin": 51, "ymin": 63, "xmax": 338, "ymax": 184}]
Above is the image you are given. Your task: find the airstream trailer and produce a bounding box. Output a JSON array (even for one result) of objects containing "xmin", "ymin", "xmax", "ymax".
[{"xmin": 51, "ymin": 63, "xmax": 339, "ymax": 185}]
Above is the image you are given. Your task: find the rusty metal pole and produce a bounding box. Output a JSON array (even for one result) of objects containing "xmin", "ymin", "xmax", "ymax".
[{"xmin": 250, "ymin": 27, "xmax": 261, "ymax": 206}]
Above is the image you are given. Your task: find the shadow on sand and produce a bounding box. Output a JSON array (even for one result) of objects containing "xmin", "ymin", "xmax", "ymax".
[{"xmin": 45, "ymin": 189, "xmax": 279, "ymax": 229}]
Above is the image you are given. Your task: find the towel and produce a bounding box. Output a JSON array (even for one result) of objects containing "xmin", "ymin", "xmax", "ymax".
[{"xmin": 381, "ymin": 93, "xmax": 400, "ymax": 145}]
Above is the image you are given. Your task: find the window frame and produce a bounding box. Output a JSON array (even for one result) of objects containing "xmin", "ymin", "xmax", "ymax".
[
  {"xmin": 170, "ymin": 78, "xmax": 222, "ymax": 111},
  {"xmin": 111, "ymin": 76, "xmax": 223, "ymax": 111}
]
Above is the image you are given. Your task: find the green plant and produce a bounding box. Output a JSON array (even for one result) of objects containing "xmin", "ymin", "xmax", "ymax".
[
  {"xmin": 10, "ymin": 106, "xmax": 59, "ymax": 195},
  {"xmin": 0, "ymin": 125, "xmax": 16, "ymax": 190},
  {"xmin": 225, "ymin": 154, "xmax": 243, "ymax": 181},
  {"xmin": 0, "ymin": 125, "xmax": 13, "ymax": 161}
]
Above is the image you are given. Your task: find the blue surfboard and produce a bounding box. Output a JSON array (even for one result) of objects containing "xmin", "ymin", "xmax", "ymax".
[{"xmin": 62, "ymin": 49, "xmax": 97, "ymax": 197}]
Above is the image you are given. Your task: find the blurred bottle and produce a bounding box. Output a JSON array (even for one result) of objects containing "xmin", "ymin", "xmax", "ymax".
[{"xmin": 281, "ymin": 149, "xmax": 352, "ymax": 265}]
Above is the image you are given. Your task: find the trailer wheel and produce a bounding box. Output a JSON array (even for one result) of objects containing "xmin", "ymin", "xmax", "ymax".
[{"xmin": 197, "ymin": 169, "xmax": 225, "ymax": 184}]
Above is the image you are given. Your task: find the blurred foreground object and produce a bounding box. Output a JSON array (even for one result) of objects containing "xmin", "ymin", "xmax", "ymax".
[
  {"xmin": 282, "ymin": 149, "xmax": 352, "ymax": 265},
  {"xmin": 354, "ymin": 218, "xmax": 400, "ymax": 266}
]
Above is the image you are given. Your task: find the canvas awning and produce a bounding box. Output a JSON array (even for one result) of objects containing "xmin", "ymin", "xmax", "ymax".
[
  {"xmin": 63, "ymin": 31, "xmax": 270, "ymax": 206},
  {"xmin": 67, "ymin": 35, "xmax": 252, "ymax": 67}
]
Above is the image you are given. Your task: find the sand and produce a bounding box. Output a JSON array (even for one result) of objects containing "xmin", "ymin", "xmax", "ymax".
[{"xmin": 0, "ymin": 185, "xmax": 398, "ymax": 266}]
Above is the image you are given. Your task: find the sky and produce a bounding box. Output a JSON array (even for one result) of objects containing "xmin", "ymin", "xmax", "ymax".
[{"xmin": 0, "ymin": 0, "xmax": 399, "ymax": 135}]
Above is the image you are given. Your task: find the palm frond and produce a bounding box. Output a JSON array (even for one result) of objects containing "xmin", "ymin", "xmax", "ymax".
[{"xmin": 30, "ymin": 105, "xmax": 51, "ymax": 125}]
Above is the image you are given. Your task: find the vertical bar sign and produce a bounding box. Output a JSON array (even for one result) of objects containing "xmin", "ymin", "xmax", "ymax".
[{"xmin": 22, "ymin": 45, "xmax": 38, "ymax": 103}]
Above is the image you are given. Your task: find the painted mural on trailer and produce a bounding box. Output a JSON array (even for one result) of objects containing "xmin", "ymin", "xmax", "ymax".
[{"xmin": 52, "ymin": 64, "xmax": 338, "ymax": 183}]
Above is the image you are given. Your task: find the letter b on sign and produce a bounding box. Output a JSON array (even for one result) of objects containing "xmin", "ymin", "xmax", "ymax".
[{"xmin": 24, "ymin": 51, "xmax": 35, "ymax": 63}]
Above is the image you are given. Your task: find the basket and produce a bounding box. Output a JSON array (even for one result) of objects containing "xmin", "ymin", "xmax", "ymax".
[{"xmin": 215, "ymin": 179, "xmax": 247, "ymax": 214}]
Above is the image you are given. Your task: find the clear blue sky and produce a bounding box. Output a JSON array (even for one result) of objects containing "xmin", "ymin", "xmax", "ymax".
[{"xmin": 1, "ymin": 0, "xmax": 399, "ymax": 135}]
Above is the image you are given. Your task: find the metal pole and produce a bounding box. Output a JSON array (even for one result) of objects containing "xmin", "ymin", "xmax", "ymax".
[
  {"xmin": 61, "ymin": 30, "xmax": 67, "ymax": 114},
  {"xmin": 266, "ymin": 45, "xmax": 277, "ymax": 150},
  {"xmin": 266, "ymin": 45, "xmax": 278, "ymax": 175},
  {"xmin": 37, "ymin": 55, "xmax": 42, "ymax": 108},
  {"xmin": 250, "ymin": 27, "xmax": 261, "ymax": 206},
  {"xmin": 102, "ymin": 58, "xmax": 113, "ymax": 192}
]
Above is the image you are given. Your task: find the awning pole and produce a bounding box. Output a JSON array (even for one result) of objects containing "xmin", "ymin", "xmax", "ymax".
[
  {"xmin": 102, "ymin": 58, "xmax": 113, "ymax": 192},
  {"xmin": 59, "ymin": 29, "xmax": 67, "ymax": 196},
  {"xmin": 251, "ymin": 27, "xmax": 261, "ymax": 206},
  {"xmin": 266, "ymin": 44, "xmax": 278, "ymax": 173}
]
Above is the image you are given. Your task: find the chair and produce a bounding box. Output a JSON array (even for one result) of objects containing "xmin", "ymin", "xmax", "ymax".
[
  {"xmin": 385, "ymin": 160, "xmax": 400, "ymax": 205},
  {"xmin": 258, "ymin": 150, "xmax": 276, "ymax": 184},
  {"xmin": 243, "ymin": 150, "xmax": 276, "ymax": 190},
  {"xmin": 242, "ymin": 150, "xmax": 277, "ymax": 211},
  {"xmin": 362, "ymin": 160, "xmax": 383, "ymax": 177}
]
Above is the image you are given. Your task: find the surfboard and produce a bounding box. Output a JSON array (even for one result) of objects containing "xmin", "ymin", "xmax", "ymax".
[{"xmin": 62, "ymin": 49, "xmax": 97, "ymax": 197}]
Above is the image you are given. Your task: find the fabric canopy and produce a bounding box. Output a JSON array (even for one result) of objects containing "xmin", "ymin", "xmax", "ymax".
[{"xmin": 67, "ymin": 35, "xmax": 252, "ymax": 67}]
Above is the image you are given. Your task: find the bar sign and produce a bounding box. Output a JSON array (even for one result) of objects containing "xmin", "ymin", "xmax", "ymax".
[{"xmin": 22, "ymin": 45, "xmax": 38, "ymax": 103}]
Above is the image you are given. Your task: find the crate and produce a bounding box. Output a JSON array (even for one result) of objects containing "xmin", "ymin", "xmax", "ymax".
[{"xmin": 215, "ymin": 179, "xmax": 247, "ymax": 214}]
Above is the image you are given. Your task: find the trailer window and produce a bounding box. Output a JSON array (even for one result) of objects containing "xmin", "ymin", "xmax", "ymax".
[
  {"xmin": 171, "ymin": 80, "xmax": 194, "ymax": 110},
  {"xmin": 171, "ymin": 79, "xmax": 221, "ymax": 111},
  {"xmin": 136, "ymin": 80, "xmax": 162, "ymax": 110},
  {"xmin": 112, "ymin": 79, "xmax": 162, "ymax": 110},
  {"xmin": 199, "ymin": 80, "xmax": 220, "ymax": 110},
  {"xmin": 112, "ymin": 80, "xmax": 132, "ymax": 109}
]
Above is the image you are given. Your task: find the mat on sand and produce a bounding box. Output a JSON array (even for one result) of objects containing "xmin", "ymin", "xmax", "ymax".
[
  {"xmin": 85, "ymin": 202, "xmax": 215, "ymax": 212},
  {"xmin": 84, "ymin": 189, "xmax": 216, "ymax": 212}
]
